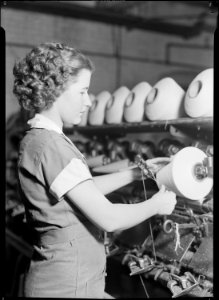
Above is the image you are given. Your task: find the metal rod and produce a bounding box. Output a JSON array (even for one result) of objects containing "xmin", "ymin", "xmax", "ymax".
[
  {"xmin": 179, "ymin": 236, "xmax": 196, "ymax": 263},
  {"xmin": 139, "ymin": 274, "xmax": 150, "ymax": 298}
]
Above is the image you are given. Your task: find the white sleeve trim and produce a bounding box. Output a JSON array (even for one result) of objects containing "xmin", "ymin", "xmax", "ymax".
[{"xmin": 49, "ymin": 158, "xmax": 92, "ymax": 200}]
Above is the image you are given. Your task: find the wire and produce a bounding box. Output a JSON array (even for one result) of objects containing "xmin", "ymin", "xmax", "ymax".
[
  {"xmin": 139, "ymin": 274, "xmax": 149, "ymax": 298},
  {"xmin": 141, "ymin": 170, "xmax": 157, "ymax": 262},
  {"xmin": 149, "ymin": 222, "xmax": 157, "ymax": 262},
  {"xmin": 179, "ymin": 236, "xmax": 196, "ymax": 263}
]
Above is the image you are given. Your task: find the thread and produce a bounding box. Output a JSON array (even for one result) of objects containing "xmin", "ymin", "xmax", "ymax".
[
  {"xmin": 141, "ymin": 170, "xmax": 157, "ymax": 262},
  {"xmin": 174, "ymin": 223, "xmax": 184, "ymax": 255}
]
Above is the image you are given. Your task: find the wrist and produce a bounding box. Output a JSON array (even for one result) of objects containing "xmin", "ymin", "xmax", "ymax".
[
  {"xmin": 127, "ymin": 169, "xmax": 136, "ymax": 182},
  {"xmin": 147, "ymin": 197, "xmax": 159, "ymax": 216}
]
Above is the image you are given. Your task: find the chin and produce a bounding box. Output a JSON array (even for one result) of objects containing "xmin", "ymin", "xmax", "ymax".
[
  {"xmin": 73, "ymin": 117, "xmax": 82, "ymax": 125},
  {"xmin": 63, "ymin": 122, "xmax": 74, "ymax": 128}
]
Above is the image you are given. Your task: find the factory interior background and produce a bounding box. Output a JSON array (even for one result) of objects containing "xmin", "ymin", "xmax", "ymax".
[{"xmin": 3, "ymin": 1, "xmax": 216, "ymax": 298}]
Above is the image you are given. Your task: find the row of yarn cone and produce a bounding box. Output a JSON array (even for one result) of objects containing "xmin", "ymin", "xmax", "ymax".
[{"xmin": 79, "ymin": 68, "xmax": 213, "ymax": 126}]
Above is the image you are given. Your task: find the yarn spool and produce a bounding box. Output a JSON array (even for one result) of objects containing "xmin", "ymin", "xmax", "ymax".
[
  {"xmin": 184, "ymin": 68, "xmax": 213, "ymax": 118},
  {"xmin": 86, "ymin": 155, "xmax": 110, "ymax": 168},
  {"xmin": 88, "ymin": 91, "xmax": 111, "ymax": 125},
  {"xmin": 156, "ymin": 146, "xmax": 213, "ymax": 201},
  {"xmin": 93, "ymin": 159, "xmax": 134, "ymax": 174},
  {"xmin": 105, "ymin": 86, "xmax": 130, "ymax": 124},
  {"xmin": 145, "ymin": 77, "xmax": 186, "ymax": 121},
  {"xmin": 124, "ymin": 82, "xmax": 152, "ymax": 123},
  {"xmin": 79, "ymin": 94, "xmax": 95, "ymax": 126}
]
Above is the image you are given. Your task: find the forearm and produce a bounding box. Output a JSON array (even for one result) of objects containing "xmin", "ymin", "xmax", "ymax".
[
  {"xmin": 66, "ymin": 178, "xmax": 158, "ymax": 232},
  {"xmin": 109, "ymin": 199, "xmax": 158, "ymax": 231},
  {"xmin": 93, "ymin": 169, "xmax": 135, "ymax": 195}
]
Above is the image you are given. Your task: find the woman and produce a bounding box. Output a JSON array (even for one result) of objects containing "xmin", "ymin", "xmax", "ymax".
[{"xmin": 13, "ymin": 42, "xmax": 176, "ymax": 298}]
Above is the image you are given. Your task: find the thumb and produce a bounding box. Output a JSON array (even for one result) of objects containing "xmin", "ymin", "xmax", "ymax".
[{"xmin": 159, "ymin": 184, "xmax": 166, "ymax": 192}]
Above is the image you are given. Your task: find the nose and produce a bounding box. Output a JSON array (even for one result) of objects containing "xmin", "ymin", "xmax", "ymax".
[{"xmin": 84, "ymin": 93, "xmax": 92, "ymax": 108}]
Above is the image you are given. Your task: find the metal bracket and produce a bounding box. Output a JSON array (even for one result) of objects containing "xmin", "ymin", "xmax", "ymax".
[{"xmin": 168, "ymin": 271, "xmax": 200, "ymax": 298}]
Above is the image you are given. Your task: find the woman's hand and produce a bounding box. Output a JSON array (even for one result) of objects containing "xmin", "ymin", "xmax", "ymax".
[
  {"xmin": 151, "ymin": 185, "xmax": 176, "ymax": 215},
  {"xmin": 146, "ymin": 157, "xmax": 172, "ymax": 175}
]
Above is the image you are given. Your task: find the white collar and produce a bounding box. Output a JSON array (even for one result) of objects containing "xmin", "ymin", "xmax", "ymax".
[
  {"xmin": 27, "ymin": 113, "xmax": 63, "ymax": 134},
  {"xmin": 28, "ymin": 114, "xmax": 87, "ymax": 162}
]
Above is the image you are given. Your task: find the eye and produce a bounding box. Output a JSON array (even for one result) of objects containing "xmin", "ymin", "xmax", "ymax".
[{"xmin": 80, "ymin": 90, "xmax": 88, "ymax": 96}]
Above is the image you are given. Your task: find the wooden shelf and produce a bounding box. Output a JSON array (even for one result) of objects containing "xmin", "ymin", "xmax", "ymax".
[{"xmin": 64, "ymin": 117, "xmax": 213, "ymax": 140}]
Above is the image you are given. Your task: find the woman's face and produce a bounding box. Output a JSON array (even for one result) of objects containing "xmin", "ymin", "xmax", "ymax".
[{"xmin": 57, "ymin": 68, "xmax": 92, "ymax": 125}]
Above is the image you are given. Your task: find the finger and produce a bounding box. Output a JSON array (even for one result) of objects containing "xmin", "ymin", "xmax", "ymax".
[{"xmin": 159, "ymin": 184, "xmax": 166, "ymax": 192}]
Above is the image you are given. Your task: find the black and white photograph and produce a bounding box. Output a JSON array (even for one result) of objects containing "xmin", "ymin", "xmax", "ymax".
[{"xmin": 3, "ymin": 1, "xmax": 216, "ymax": 298}]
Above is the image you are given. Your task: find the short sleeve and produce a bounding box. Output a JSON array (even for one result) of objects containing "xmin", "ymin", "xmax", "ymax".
[{"xmin": 39, "ymin": 136, "xmax": 92, "ymax": 201}]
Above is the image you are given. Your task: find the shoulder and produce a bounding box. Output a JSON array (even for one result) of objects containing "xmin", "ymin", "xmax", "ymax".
[
  {"xmin": 20, "ymin": 129, "xmax": 63, "ymax": 155},
  {"xmin": 19, "ymin": 129, "xmax": 81, "ymax": 167}
]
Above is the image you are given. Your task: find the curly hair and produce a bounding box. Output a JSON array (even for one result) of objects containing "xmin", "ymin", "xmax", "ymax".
[{"xmin": 13, "ymin": 42, "xmax": 95, "ymax": 113}]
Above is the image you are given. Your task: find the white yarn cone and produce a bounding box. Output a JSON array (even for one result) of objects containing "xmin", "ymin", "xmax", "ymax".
[
  {"xmin": 79, "ymin": 94, "xmax": 95, "ymax": 126},
  {"xmin": 124, "ymin": 82, "xmax": 152, "ymax": 123},
  {"xmin": 156, "ymin": 146, "xmax": 213, "ymax": 200},
  {"xmin": 105, "ymin": 86, "xmax": 130, "ymax": 124},
  {"xmin": 88, "ymin": 91, "xmax": 111, "ymax": 125},
  {"xmin": 145, "ymin": 77, "xmax": 186, "ymax": 121},
  {"xmin": 184, "ymin": 68, "xmax": 213, "ymax": 118}
]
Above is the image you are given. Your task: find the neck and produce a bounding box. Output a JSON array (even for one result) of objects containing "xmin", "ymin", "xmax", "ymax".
[{"xmin": 40, "ymin": 108, "xmax": 63, "ymax": 130}]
